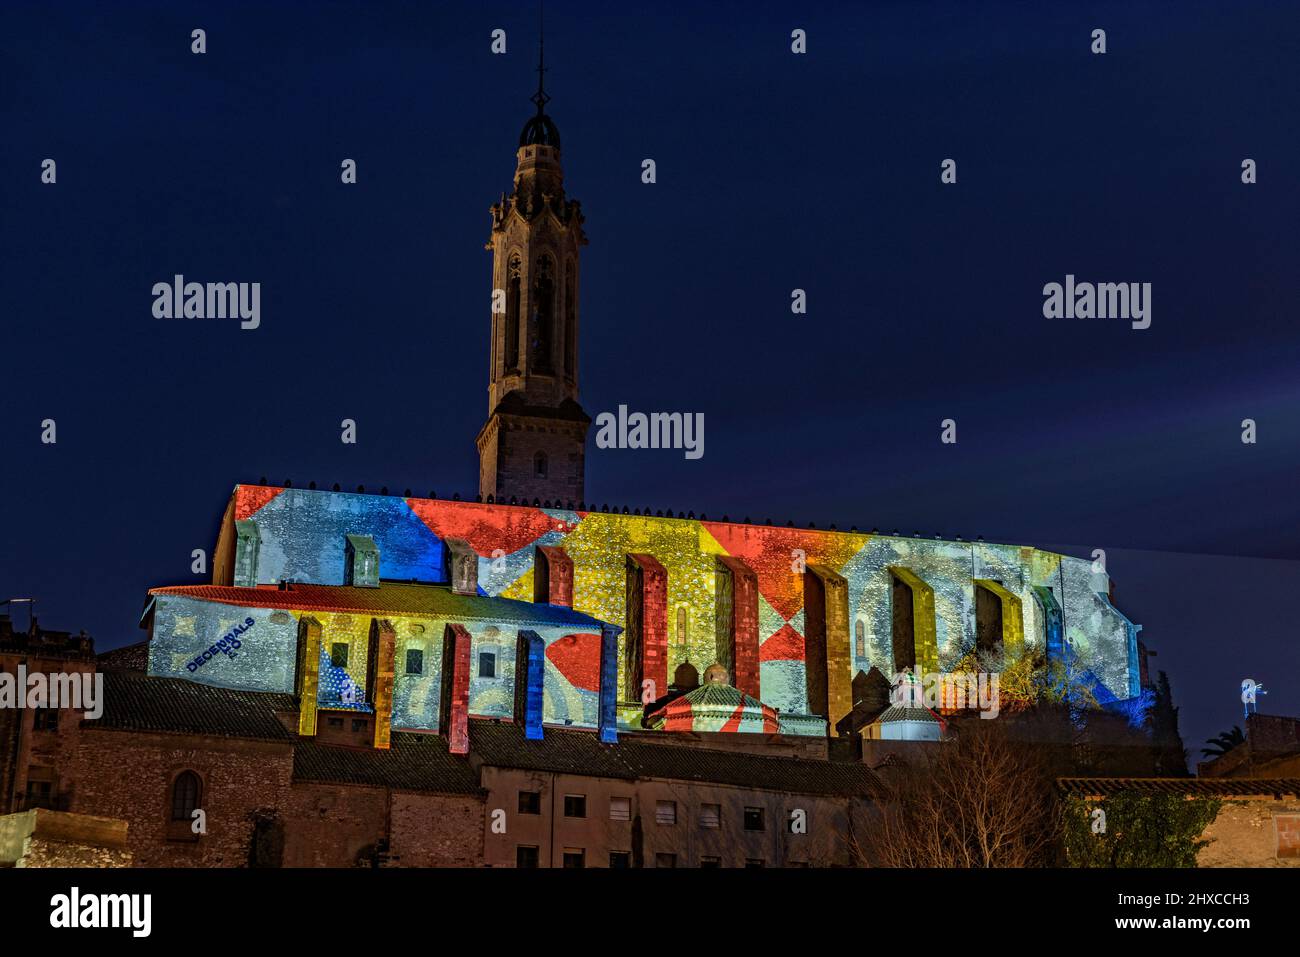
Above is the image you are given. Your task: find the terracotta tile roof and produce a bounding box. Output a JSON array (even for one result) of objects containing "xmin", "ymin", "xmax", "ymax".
[
  {"xmin": 1057, "ymin": 777, "xmax": 1300, "ymax": 798},
  {"xmin": 835, "ymin": 702, "xmax": 889, "ymax": 736},
  {"xmin": 644, "ymin": 682, "xmax": 778, "ymax": 730},
  {"xmin": 92, "ymin": 671, "xmax": 296, "ymax": 741},
  {"xmin": 876, "ymin": 705, "xmax": 942, "ymax": 724},
  {"xmin": 96, "ymin": 640, "xmax": 149, "ymax": 672},
  {"xmin": 616, "ymin": 737, "xmax": 880, "ymax": 798},
  {"xmin": 149, "ymin": 581, "xmax": 607, "ymax": 629},
  {"xmin": 294, "ymin": 733, "xmax": 483, "ymax": 795},
  {"xmin": 469, "ymin": 720, "xmax": 637, "ymax": 779},
  {"xmin": 469, "ymin": 721, "xmax": 879, "ymax": 797}
]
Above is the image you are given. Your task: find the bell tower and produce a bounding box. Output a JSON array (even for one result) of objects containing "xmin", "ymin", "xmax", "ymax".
[{"xmin": 476, "ymin": 30, "xmax": 590, "ymax": 507}]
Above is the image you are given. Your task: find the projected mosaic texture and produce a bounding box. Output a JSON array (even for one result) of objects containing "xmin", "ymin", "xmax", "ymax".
[{"xmin": 143, "ymin": 485, "xmax": 1140, "ymax": 737}]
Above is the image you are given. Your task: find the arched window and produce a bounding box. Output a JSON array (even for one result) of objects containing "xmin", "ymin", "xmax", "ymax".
[
  {"xmin": 564, "ymin": 261, "xmax": 576, "ymax": 380},
  {"xmin": 531, "ymin": 255, "xmax": 555, "ymax": 373},
  {"xmin": 171, "ymin": 770, "xmax": 201, "ymax": 822},
  {"xmin": 534, "ymin": 451, "xmax": 548, "ymax": 478},
  {"xmin": 505, "ymin": 254, "xmax": 522, "ymax": 372}
]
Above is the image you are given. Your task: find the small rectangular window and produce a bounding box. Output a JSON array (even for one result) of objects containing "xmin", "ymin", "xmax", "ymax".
[
  {"xmin": 655, "ymin": 800, "xmax": 677, "ymax": 825},
  {"xmin": 518, "ymin": 790, "xmax": 541, "ymax": 815},
  {"xmin": 744, "ymin": 807, "xmax": 765, "ymax": 831},
  {"xmin": 609, "ymin": 797, "xmax": 631, "ymax": 821},
  {"xmin": 33, "ymin": 708, "xmax": 59, "ymax": 731},
  {"xmin": 351, "ymin": 718, "xmax": 367, "ymax": 732},
  {"xmin": 700, "ymin": 856, "xmax": 722, "ymax": 868},
  {"xmin": 405, "ymin": 649, "xmax": 423, "ymax": 675},
  {"xmin": 516, "ymin": 845, "xmax": 539, "ymax": 868},
  {"xmin": 330, "ymin": 643, "xmax": 348, "ymax": 668},
  {"xmin": 479, "ymin": 652, "xmax": 497, "ymax": 678},
  {"xmin": 656, "ymin": 852, "xmax": 677, "ymax": 868},
  {"xmin": 326, "ymin": 716, "xmax": 344, "ymax": 728},
  {"xmin": 699, "ymin": 803, "xmax": 721, "ymax": 829},
  {"xmin": 562, "ymin": 848, "xmax": 585, "ymax": 868},
  {"xmin": 745, "ymin": 858, "xmax": 765, "ymax": 869},
  {"xmin": 564, "ymin": 794, "xmax": 587, "ymax": 818},
  {"xmin": 609, "ymin": 851, "xmax": 631, "ymax": 868}
]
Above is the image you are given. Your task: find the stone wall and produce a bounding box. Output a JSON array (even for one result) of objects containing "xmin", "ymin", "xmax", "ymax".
[
  {"xmin": 0, "ymin": 808, "xmax": 131, "ymax": 867},
  {"xmin": 63, "ymin": 729, "xmax": 294, "ymax": 867},
  {"xmin": 1198, "ymin": 797, "xmax": 1300, "ymax": 867}
]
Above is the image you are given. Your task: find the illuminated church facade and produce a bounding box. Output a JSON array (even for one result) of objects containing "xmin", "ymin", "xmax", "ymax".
[{"xmin": 142, "ymin": 65, "xmax": 1143, "ymax": 751}]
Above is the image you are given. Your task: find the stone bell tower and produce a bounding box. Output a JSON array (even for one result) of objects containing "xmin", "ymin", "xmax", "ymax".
[{"xmin": 476, "ymin": 36, "xmax": 590, "ymax": 507}]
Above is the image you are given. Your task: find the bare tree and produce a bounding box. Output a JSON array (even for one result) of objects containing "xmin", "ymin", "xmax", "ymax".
[{"xmin": 849, "ymin": 722, "xmax": 1062, "ymax": 867}]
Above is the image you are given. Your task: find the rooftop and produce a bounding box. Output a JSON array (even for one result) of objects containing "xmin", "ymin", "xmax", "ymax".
[
  {"xmin": 84, "ymin": 672, "xmax": 879, "ymax": 799},
  {"xmin": 148, "ymin": 581, "xmax": 607, "ymax": 630},
  {"xmin": 92, "ymin": 671, "xmax": 296, "ymax": 741},
  {"xmin": 0, "ymin": 613, "xmax": 95, "ymax": 659},
  {"xmin": 296, "ymin": 732, "xmax": 481, "ymax": 795},
  {"xmin": 1057, "ymin": 777, "xmax": 1300, "ymax": 798},
  {"xmin": 230, "ymin": 482, "xmax": 1065, "ymax": 555}
]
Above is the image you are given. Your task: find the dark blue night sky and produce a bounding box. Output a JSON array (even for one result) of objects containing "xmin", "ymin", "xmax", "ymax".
[{"xmin": 2, "ymin": 1, "xmax": 1297, "ymax": 762}]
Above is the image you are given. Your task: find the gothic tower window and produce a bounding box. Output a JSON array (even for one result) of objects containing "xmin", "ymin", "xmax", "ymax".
[
  {"xmin": 534, "ymin": 451, "xmax": 548, "ymax": 478},
  {"xmin": 855, "ymin": 619, "xmax": 866, "ymax": 659},
  {"xmin": 505, "ymin": 254, "xmax": 522, "ymax": 372},
  {"xmin": 564, "ymin": 261, "xmax": 576, "ymax": 380},
  {"xmin": 532, "ymin": 254, "xmax": 555, "ymax": 373}
]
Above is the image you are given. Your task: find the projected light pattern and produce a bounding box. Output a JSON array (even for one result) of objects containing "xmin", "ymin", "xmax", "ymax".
[
  {"xmin": 145, "ymin": 485, "xmax": 1140, "ymax": 734},
  {"xmin": 147, "ymin": 590, "xmax": 610, "ymax": 731}
]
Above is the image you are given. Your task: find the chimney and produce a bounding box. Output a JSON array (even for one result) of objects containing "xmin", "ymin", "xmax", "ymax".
[
  {"xmin": 534, "ymin": 546, "xmax": 574, "ymax": 607},
  {"xmin": 443, "ymin": 539, "xmax": 478, "ymax": 595},
  {"xmin": 234, "ymin": 520, "xmax": 261, "ymax": 586},
  {"xmin": 440, "ymin": 623, "xmax": 472, "ymax": 754},
  {"xmin": 345, "ymin": 535, "xmax": 381, "ymax": 588}
]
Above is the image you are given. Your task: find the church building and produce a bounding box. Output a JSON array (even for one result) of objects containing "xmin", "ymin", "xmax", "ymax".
[{"xmin": 139, "ymin": 58, "xmax": 1145, "ymax": 752}]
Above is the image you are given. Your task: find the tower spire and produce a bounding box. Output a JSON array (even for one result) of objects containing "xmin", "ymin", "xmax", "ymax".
[{"xmin": 531, "ymin": 2, "xmax": 549, "ymax": 116}]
